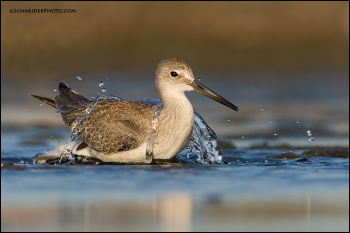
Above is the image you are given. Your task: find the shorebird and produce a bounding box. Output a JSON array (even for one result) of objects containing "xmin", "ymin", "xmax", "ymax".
[{"xmin": 31, "ymin": 59, "xmax": 238, "ymax": 164}]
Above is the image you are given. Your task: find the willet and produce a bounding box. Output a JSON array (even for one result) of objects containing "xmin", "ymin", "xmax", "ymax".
[{"xmin": 31, "ymin": 58, "xmax": 238, "ymax": 164}]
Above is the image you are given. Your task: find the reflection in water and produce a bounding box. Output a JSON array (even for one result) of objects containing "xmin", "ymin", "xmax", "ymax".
[
  {"xmin": 1, "ymin": 109, "xmax": 348, "ymax": 231},
  {"xmin": 1, "ymin": 193, "xmax": 193, "ymax": 232},
  {"xmin": 155, "ymin": 192, "xmax": 192, "ymax": 232},
  {"xmin": 1, "ymin": 193, "xmax": 348, "ymax": 231}
]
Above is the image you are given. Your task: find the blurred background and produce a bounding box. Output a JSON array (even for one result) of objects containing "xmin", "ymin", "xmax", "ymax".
[
  {"xmin": 1, "ymin": 1, "xmax": 349, "ymax": 231},
  {"xmin": 2, "ymin": 1, "xmax": 349, "ymax": 78},
  {"xmin": 1, "ymin": 1, "xmax": 349, "ymax": 139}
]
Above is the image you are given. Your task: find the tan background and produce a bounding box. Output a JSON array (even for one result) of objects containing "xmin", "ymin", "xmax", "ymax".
[{"xmin": 2, "ymin": 1, "xmax": 348, "ymax": 82}]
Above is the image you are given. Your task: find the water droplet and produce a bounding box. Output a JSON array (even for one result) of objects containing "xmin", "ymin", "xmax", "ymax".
[
  {"xmin": 53, "ymin": 88, "xmax": 57, "ymax": 92},
  {"xmin": 39, "ymin": 103, "xmax": 43, "ymax": 107},
  {"xmin": 227, "ymin": 119, "xmax": 231, "ymax": 122},
  {"xmin": 308, "ymin": 137, "xmax": 314, "ymax": 143},
  {"xmin": 306, "ymin": 130, "xmax": 312, "ymax": 137},
  {"xmin": 241, "ymin": 136, "xmax": 245, "ymax": 139},
  {"xmin": 273, "ymin": 133, "xmax": 278, "ymax": 136},
  {"xmin": 101, "ymin": 87, "xmax": 107, "ymax": 93},
  {"xmin": 260, "ymin": 108, "xmax": 264, "ymax": 112},
  {"xmin": 28, "ymin": 111, "xmax": 33, "ymax": 115},
  {"xmin": 76, "ymin": 75, "xmax": 82, "ymax": 81},
  {"xmin": 99, "ymin": 81, "xmax": 104, "ymax": 87}
]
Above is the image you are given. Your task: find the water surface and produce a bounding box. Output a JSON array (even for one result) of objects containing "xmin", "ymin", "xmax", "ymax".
[{"xmin": 1, "ymin": 126, "xmax": 348, "ymax": 231}]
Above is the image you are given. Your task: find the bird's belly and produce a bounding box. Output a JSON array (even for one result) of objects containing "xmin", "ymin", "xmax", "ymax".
[
  {"xmin": 75, "ymin": 143, "xmax": 148, "ymax": 163},
  {"xmin": 152, "ymin": 123, "xmax": 193, "ymax": 160}
]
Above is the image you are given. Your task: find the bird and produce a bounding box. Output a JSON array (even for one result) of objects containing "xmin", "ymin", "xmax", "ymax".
[{"xmin": 31, "ymin": 58, "xmax": 238, "ymax": 164}]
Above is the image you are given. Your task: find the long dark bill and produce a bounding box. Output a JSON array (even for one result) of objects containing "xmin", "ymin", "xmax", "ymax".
[{"xmin": 190, "ymin": 80, "xmax": 239, "ymax": 111}]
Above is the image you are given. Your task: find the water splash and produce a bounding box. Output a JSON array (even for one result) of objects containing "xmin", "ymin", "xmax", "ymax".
[
  {"xmin": 306, "ymin": 130, "xmax": 315, "ymax": 143},
  {"xmin": 145, "ymin": 103, "xmax": 163, "ymax": 164},
  {"xmin": 140, "ymin": 99, "xmax": 222, "ymax": 164},
  {"xmin": 306, "ymin": 130, "xmax": 312, "ymax": 137},
  {"xmin": 50, "ymin": 96, "xmax": 222, "ymax": 165},
  {"xmin": 57, "ymin": 95, "xmax": 121, "ymax": 164},
  {"xmin": 186, "ymin": 112, "xmax": 223, "ymax": 164},
  {"xmin": 308, "ymin": 137, "xmax": 315, "ymax": 143}
]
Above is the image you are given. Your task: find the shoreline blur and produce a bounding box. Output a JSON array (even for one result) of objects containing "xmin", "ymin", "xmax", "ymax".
[{"xmin": 2, "ymin": 1, "xmax": 348, "ymax": 82}]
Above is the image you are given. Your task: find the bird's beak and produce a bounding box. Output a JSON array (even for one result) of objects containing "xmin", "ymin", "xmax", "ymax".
[{"xmin": 190, "ymin": 80, "xmax": 239, "ymax": 111}]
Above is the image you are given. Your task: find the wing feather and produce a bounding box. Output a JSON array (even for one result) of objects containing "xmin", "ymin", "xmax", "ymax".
[{"xmin": 77, "ymin": 100, "xmax": 154, "ymax": 153}]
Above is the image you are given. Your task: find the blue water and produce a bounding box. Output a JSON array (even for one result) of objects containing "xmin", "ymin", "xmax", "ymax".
[
  {"xmin": 1, "ymin": 126, "xmax": 348, "ymax": 203},
  {"xmin": 1, "ymin": 126, "xmax": 349, "ymax": 231}
]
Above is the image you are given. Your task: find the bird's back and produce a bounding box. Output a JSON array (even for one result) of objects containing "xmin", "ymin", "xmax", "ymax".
[
  {"xmin": 55, "ymin": 82, "xmax": 155, "ymax": 153},
  {"xmin": 77, "ymin": 100, "xmax": 154, "ymax": 153}
]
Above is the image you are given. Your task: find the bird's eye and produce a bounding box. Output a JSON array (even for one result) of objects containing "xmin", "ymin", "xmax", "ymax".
[{"xmin": 170, "ymin": 71, "xmax": 178, "ymax": 77}]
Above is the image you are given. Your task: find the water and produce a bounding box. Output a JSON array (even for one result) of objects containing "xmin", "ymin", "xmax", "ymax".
[
  {"xmin": 306, "ymin": 130, "xmax": 312, "ymax": 137},
  {"xmin": 187, "ymin": 112, "xmax": 222, "ymax": 164},
  {"xmin": 1, "ymin": 74, "xmax": 349, "ymax": 231},
  {"xmin": 1, "ymin": 124, "xmax": 349, "ymax": 231},
  {"xmin": 145, "ymin": 102, "xmax": 162, "ymax": 163}
]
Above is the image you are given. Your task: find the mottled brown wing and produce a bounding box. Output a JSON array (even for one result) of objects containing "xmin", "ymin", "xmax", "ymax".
[
  {"xmin": 54, "ymin": 82, "xmax": 154, "ymax": 153},
  {"xmin": 77, "ymin": 100, "xmax": 154, "ymax": 153}
]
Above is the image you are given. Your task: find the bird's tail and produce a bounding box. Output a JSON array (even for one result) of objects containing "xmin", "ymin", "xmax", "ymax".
[
  {"xmin": 55, "ymin": 82, "xmax": 90, "ymax": 109},
  {"xmin": 30, "ymin": 94, "xmax": 57, "ymax": 109},
  {"xmin": 30, "ymin": 81, "xmax": 90, "ymax": 110}
]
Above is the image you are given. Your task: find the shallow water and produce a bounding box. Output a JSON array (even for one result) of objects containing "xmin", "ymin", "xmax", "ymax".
[
  {"xmin": 1, "ymin": 71, "xmax": 349, "ymax": 231},
  {"xmin": 1, "ymin": 126, "xmax": 348, "ymax": 231}
]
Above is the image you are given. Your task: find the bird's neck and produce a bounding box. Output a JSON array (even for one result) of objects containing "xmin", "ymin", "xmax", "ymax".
[{"xmin": 153, "ymin": 89, "xmax": 194, "ymax": 159}]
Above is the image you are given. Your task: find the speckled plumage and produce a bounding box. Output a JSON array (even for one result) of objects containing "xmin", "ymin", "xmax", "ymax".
[
  {"xmin": 50, "ymin": 82, "xmax": 155, "ymax": 154},
  {"xmin": 75, "ymin": 100, "xmax": 154, "ymax": 153},
  {"xmin": 32, "ymin": 58, "xmax": 238, "ymax": 163}
]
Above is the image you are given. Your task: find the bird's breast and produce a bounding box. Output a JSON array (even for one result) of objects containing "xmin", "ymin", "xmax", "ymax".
[{"xmin": 152, "ymin": 100, "xmax": 194, "ymax": 160}]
